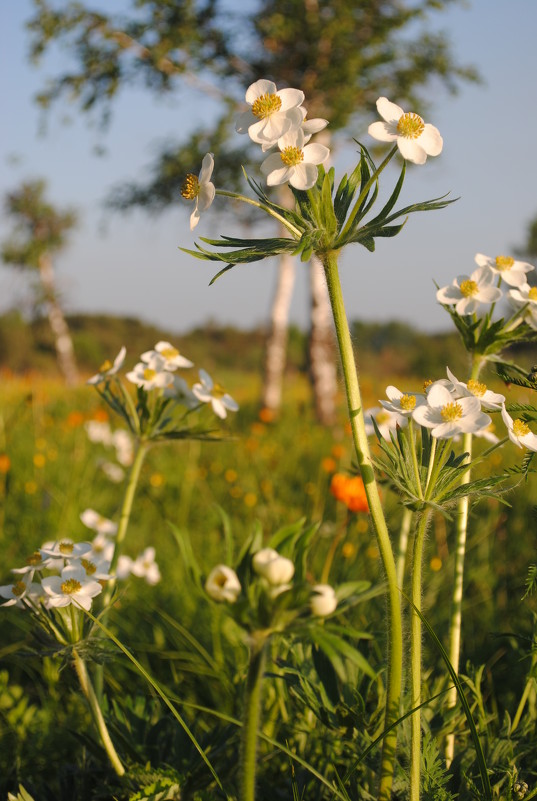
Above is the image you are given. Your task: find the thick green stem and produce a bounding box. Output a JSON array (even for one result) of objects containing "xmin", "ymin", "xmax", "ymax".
[
  {"xmin": 396, "ymin": 508, "xmax": 413, "ymax": 590},
  {"xmin": 240, "ymin": 636, "xmax": 267, "ymax": 801},
  {"xmin": 321, "ymin": 250, "xmax": 402, "ymax": 801},
  {"xmin": 73, "ymin": 650, "xmax": 125, "ymax": 776},
  {"xmin": 409, "ymin": 512, "xmax": 431, "ymax": 801}
]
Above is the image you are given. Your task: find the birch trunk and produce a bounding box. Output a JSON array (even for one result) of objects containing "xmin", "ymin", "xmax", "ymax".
[
  {"xmin": 261, "ymin": 248, "xmax": 296, "ymax": 412},
  {"xmin": 308, "ymin": 255, "xmax": 337, "ymax": 425},
  {"xmin": 38, "ymin": 252, "xmax": 79, "ymax": 386}
]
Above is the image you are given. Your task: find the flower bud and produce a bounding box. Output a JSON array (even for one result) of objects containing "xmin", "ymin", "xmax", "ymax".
[
  {"xmin": 205, "ymin": 565, "xmax": 241, "ymax": 603},
  {"xmin": 310, "ymin": 584, "xmax": 337, "ymax": 617},
  {"xmin": 252, "ymin": 548, "xmax": 295, "ymax": 586}
]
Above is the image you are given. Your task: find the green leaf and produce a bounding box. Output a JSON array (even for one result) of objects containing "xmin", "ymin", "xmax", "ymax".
[{"xmin": 321, "ymin": 170, "xmax": 338, "ymax": 237}]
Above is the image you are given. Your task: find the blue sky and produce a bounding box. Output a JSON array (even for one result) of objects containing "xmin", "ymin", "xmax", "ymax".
[{"xmin": 1, "ymin": 0, "xmax": 536, "ymax": 334}]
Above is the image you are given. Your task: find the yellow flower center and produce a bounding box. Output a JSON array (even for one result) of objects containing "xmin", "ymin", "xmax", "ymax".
[
  {"xmin": 441, "ymin": 402, "xmax": 463, "ymax": 421},
  {"xmin": 212, "ymin": 383, "xmax": 226, "ymax": 398},
  {"xmin": 529, "ymin": 287, "xmax": 537, "ymax": 301},
  {"xmin": 12, "ymin": 580, "xmax": 26, "ymax": 597},
  {"xmin": 376, "ymin": 411, "xmax": 390, "ymax": 425},
  {"xmin": 280, "ymin": 146, "xmax": 304, "ymax": 167},
  {"xmin": 61, "ymin": 578, "xmax": 82, "ymax": 595},
  {"xmin": 396, "ymin": 112, "xmax": 425, "ymax": 139},
  {"xmin": 513, "ymin": 419, "xmax": 530, "ymax": 437},
  {"xmin": 99, "ymin": 359, "xmax": 112, "ymax": 372},
  {"xmin": 214, "ymin": 572, "xmax": 228, "ymax": 588},
  {"xmin": 423, "ymin": 379, "xmax": 433, "ymax": 391},
  {"xmin": 59, "ymin": 541, "xmax": 74, "ymax": 555},
  {"xmin": 467, "ymin": 379, "xmax": 487, "ymax": 397},
  {"xmin": 251, "ymin": 92, "xmax": 282, "ymax": 119},
  {"xmin": 460, "ymin": 279, "xmax": 478, "ymax": 297},
  {"xmin": 26, "ymin": 551, "xmax": 42, "ymax": 566},
  {"xmin": 160, "ymin": 346, "xmax": 179, "ymax": 359},
  {"xmin": 81, "ymin": 559, "xmax": 97, "ymax": 576},
  {"xmin": 143, "ymin": 368, "xmax": 156, "ymax": 381},
  {"xmin": 495, "ymin": 255, "xmax": 514, "ymax": 271},
  {"xmin": 399, "ymin": 394, "xmax": 416, "ymax": 411},
  {"xmin": 181, "ymin": 174, "xmax": 200, "ymax": 200}
]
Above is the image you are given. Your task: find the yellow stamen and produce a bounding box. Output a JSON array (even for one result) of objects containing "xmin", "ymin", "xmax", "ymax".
[
  {"xmin": 280, "ymin": 146, "xmax": 304, "ymax": 167},
  {"xmin": 12, "ymin": 580, "xmax": 26, "ymax": 597},
  {"xmin": 460, "ymin": 279, "xmax": 478, "ymax": 297},
  {"xmin": 61, "ymin": 578, "xmax": 82, "ymax": 595},
  {"xmin": 81, "ymin": 559, "xmax": 97, "ymax": 576},
  {"xmin": 529, "ymin": 287, "xmax": 537, "ymax": 301},
  {"xmin": 376, "ymin": 411, "xmax": 390, "ymax": 424},
  {"xmin": 181, "ymin": 174, "xmax": 200, "ymax": 200},
  {"xmin": 467, "ymin": 379, "xmax": 487, "ymax": 397},
  {"xmin": 26, "ymin": 551, "xmax": 43, "ymax": 566},
  {"xmin": 59, "ymin": 541, "xmax": 74, "ymax": 555},
  {"xmin": 495, "ymin": 255, "xmax": 514, "ymax": 271},
  {"xmin": 513, "ymin": 419, "xmax": 531, "ymax": 437},
  {"xmin": 251, "ymin": 92, "xmax": 282, "ymax": 119},
  {"xmin": 212, "ymin": 383, "xmax": 226, "ymax": 398},
  {"xmin": 160, "ymin": 346, "xmax": 179, "ymax": 359},
  {"xmin": 99, "ymin": 359, "xmax": 112, "ymax": 372},
  {"xmin": 423, "ymin": 379, "xmax": 433, "ymax": 391},
  {"xmin": 143, "ymin": 368, "xmax": 156, "ymax": 381},
  {"xmin": 399, "ymin": 394, "xmax": 417, "ymax": 411},
  {"xmin": 396, "ymin": 112, "xmax": 425, "ymax": 139},
  {"xmin": 441, "ymin": 402, "xmax": 463, "ymax": 422}
]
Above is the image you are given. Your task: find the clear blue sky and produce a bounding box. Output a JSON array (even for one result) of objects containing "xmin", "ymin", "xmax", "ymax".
[{"xmin": 1, "ymin": 0, "xmax": 536, "ymax": 334}]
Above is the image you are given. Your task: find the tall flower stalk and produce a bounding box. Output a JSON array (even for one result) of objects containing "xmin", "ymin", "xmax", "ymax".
[{"xmin": 240, "ymin": 635, "xmax": 268, "ymax": 801}]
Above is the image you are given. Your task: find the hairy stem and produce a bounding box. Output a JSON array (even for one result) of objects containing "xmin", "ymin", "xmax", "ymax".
[
  {"xmin": 322, "ymin": 249, "xmax": 402, "ymax": 801},
  {"xmin": 240, "ymin": 636, "xmax": 268, "ymax": 801}
]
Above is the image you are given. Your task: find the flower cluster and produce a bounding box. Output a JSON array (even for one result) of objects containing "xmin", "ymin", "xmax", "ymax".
[
  {"xmin": 330, "ymin": 472, "xmax": 369, "ymax": 513},
  {"xmin": 205, "ymin": 546, "xmax": 337, "ymax": 618}
]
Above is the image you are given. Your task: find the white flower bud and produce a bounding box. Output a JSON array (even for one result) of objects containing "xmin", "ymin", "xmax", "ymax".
[
  {"xmin": 252, "ymin": 548, "xmax": 295, "ymax": 585},
  {"xmin": 205, "ymin": 565, "xmax": 241, "ymax": 603},
  {"xmin": 310, "ymin": 584, "xmax": 337, "ymax": 617}
]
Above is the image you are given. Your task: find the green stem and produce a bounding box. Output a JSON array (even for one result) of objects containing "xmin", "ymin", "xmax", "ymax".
[
  {"xmin": 445, "ymin": 358, "xmax": 482, "ymax": 766},
  {"xmin": 321, "ymin": 250, "xmax": 402, "ymax": 801},
  {"xmin": 216, "ymin": 190, "xmax": 302, "ymax": 237},
  {"xmin": 240, "ymin": 636, "xmax": 268, "ymax": 801},
  {"xmin": 73, "ymin": 650, "xmax": 125, "ymax": 776},
  {"xmin": 409, "ymin": 511, "xmax": 431, "ymax": 801},
  {"xmin": 396, "ymin": 508, "xmax": 413, "ymax": 590}
]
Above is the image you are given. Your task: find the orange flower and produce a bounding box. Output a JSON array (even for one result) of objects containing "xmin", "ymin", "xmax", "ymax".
[
  {"xmin": 259, "ymin": 407, "xmax": 275, "ymax": 423},
  {"xmin": 66, "ymin": 410, "xmax": 85, "ymax": 428},
  {"xmin": 330, "ymin": 472, "xmax": 369, "ymax": 513},
  {"xmin": 0, "ymin": 453, "xmax": 11, "ymax": 474}
]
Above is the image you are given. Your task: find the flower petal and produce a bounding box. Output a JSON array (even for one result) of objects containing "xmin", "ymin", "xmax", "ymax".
[
  {"xmin": 376, "ymin": 97, "xmax": 404, "ymax": 125},
  {"xmin": 419, "ymin": 124, "xmax": 443, "ymax": 156},
  {"xmin": 368, "ymin": 121, "xmax": 397, "ymax": 142},
  {"xmin": 277, "ymin": 87, "xmax": 305, "ymax": 110},
  {"xmin": 245, "ymin": 79, "xmax": 277, "ymax": 104},
  {"xmin": 397, "ymin": 137, "xmax": 427, "ymax": 164}
]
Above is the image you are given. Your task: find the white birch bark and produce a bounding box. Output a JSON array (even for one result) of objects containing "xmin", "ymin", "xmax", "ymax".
[
  {"xmin": 38, "ymin": 252, "xmax": 79, "ymax": 386},
  {"xmin": 308, "ymin": 255, "xmax": 337, "ymax": 425}
]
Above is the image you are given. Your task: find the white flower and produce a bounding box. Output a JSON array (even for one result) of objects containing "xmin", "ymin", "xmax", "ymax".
[
  {"xmin": 368, "ymin": 97, "xmax": 443, "ymax": 165},
  {"xmin": 380, "ymin": 386, "xmax": 426, "ymax": 417},
  {"xmin": 112, "ymin": 429, "xmax": 134, "ymax": 466},
  {"xmin": 125, "ymin": 355, "xmax": 174, "ymax": 391},
  {"xmin": 501, "ymin": 405, "xmax": 537, "ymax": 450},
  {"xmin": 85, "ymin": 420, "xmax": 113, "ymax": 446},
  {"xmin": 130, "ymin": 547, "xmax": 161, "ymax": 585},
  {"xmin": 72, "ymin": 555, "xmax": 112, "ymax": 581},
  {"xmin": 260, "ymin": 127, "xmax": 330, "ymax": 190},
  {"xmin": 364, "ymin": 406, "xmax": 407, "ymax": 440},
  {"xmin": 0, "ymin": 575, "xmax": 41, "ymax": 607},
  {"xmin": 301, "ymin": 114, "xmax": 329, "ymax": 143},
  {"xmin": 252, "ymin": 548, "xmax": 295, "ymax": 585},
  {"xmin": 436, "ymin": 265, "xmax": 503, "ymax": 316},
  {"xmin": 474, "ymin": 253, "xmax": 534, "ymax": 288},
  {"xmin": 41, "ymin": 564, "xmax": 103, "ymax": 611},
  {"xmin": 445, "ymin": 367, "xmax": 505, "ymax": 410},
  {"xmin": 11, "ymin": 546, "xmax": 57, "ymax": 574},
  {"xmin": 116, "ymin": 554, "xmax": 134, "ymax": 580},
  {"xmin": 412, "ymin": 382, "xmax": 491, "ymax": 439},
  {"xmin": 88, "ymin": 533, "xmax": 114, "ymax": 563},
  {"xmin": 163, "ymin": 374, "xmax": 199, "ymax": 408},
  {"xmin": 87, "ymin": 347, "xmax": 127, "ymax": 385},
  {"xmin": 236, "ymin": 79, "xmax": 305, "ymax": 148},
  {"xmin": 80, "ymin": 509, "xmax": 118, "ymax": 536},
  {"xmin": 141, "ymin": 341, "xmax": 194, "ymax": 371},
  {"xmin": 475, "ymin": 421, "xmax": 500, "ymax": 445},
  {"xmin": 310, "ymin": 584, "xmax": 338, "ymax": 617},
  {"xmin": 508, "ymin": 283, "xmax": 537, "ymax": 330},
  {"xmin": 192, "ymin": 369, "xmax": 239, "ymax": 419},
  {"xmin": 100, "ymin": 461, "xmax": 125, "ymax": 483},
  {"xmin": 205, "ymin": 564, "xmax": 241, "ymax": 603},
  {"xmin": 181, "ymin": 152, "xmax": 216, "ymax": 230},
  {"xmin": 40, "ymin": 539, "xmax": 93, "ymax": 561}
]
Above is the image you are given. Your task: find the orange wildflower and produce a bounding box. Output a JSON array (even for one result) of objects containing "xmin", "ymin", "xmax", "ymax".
[
  {"xmin": 0, "ymin": 453, "xmax": 11, "ymax": 474},
  {"xmin": 329, "ymin": 472, "xmax": 369, "ymax": 513}
]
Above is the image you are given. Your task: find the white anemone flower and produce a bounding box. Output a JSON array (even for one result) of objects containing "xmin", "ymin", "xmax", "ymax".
[
  {"xmin": 100, "ymin": 461, "xmax": 125, "ymax": 483},
  {"xmin": 368, "ymin": 97, "xmax": 443, "ymax": 165},
  {"xmin": 141, "ymin": 341, "xmax": 194, "ymax": 371},
  {"xmin": 192, "ymin": 369, "xmax": 239, "ymax": 419},
  {"xmin": 180, "ymin": 152, "xmax": 215, "ymax": 230},
  {"xmin": 130, "ymin": 547, "xmax": 161, "ymax": 585},
  {"xmin": 85, "ymin": 419, "xmax": 113, "ymax": 446},
  {"xmin": 0, "ymin": 575, "xmax": 41, "ymax": 607},
  {"xmin": 88, "ymin": 533, "xmax": 114, "ymax": 563},
  {"xmin": 40, "ymin": 539, "xmax": 92, "ymax": 561},
  {"xmin": 436, "ymin": 265, "xmax": 503, "ymax": 316},
  {"xmin": 474, "ymin": 253, "xmax": 534, "ymax": 288},
  {"xmin": 260, "ymin": 127, "xmax": 330, "ymax": 190},
  {"xmin": 41, "ymin": 564, "xmax": 103, "ymax": 611},
  {"xmin": 87, "ymin": 346, "xmax": 127, "ymax": 385},
  {"xmin": 112, "ymin": 429, "xmax": 134, "ymax": 466},
  {"xmin": 163, "ymin": 374, "xmax": 199, "ymax": 408},
  {"xmin": 80, "ymin": 509, "xmax": 118, "ymax": 536},
  {"xmin": 501, "ymin": 405, "xmax": 537, "ymax": 450},
  {"xmin": 252, "ymin": 548, "xmax": 295, "ymax": 585},
  {"xmin": 11, "ymin": 546, "xmax": 57, "ymax": 575},
  {"xmin": 310, "ymin": 584, "xmax": 338, "ymax": 617},
  {"xmin": 73, "ymin": 555, "xmax": 112, "ymax": 581},
  {"xmin": 380, "ymin": 386, "xmax": 426, "ymax": 417},
  {"xmin": 364, "ymin": 406, "xmax": 407, "ymax": 440},
  {"xmin": 508, "ymin": 283, "xmax": 537, "ymax": 330},
  {"xmin": 412, "ymin": 382, "xmax": 491, "ymax": 439},
  {"xmin": 445, "ymin": 367, "xmax": 505, "ymax": 410},
  {"xmin": 125, "ymin": 354, "xmax": 174, "ymax": 391},
  {"xmin": 236, "ymin": 79, "xmax": 305, "ymax": 148},
  {"xmin": 205, "ymin": 564, "xmax": 241, "ymax": 603},
  {"xmin": 301, "ymin": 111, "xmax": 329, "ymax": 143}
]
